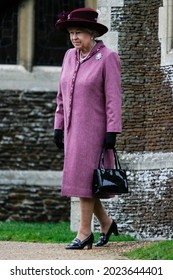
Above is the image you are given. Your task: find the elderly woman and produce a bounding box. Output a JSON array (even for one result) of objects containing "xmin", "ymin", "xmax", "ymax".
[{"xmin": 54, "ymin": 8, "xmax": 122, "ymax": 249}]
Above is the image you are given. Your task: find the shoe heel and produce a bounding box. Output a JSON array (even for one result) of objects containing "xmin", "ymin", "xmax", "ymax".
[
  {"xmin": 113, "ymin": 224, "xmax": 119, "ymax": 236},
  {"xmin": 87, "ymin": 241, "xmax": 93, "ymax": 250},
  {"xmin": 87, "ymin": 233, "xmax": 94, "ymax": 249}
]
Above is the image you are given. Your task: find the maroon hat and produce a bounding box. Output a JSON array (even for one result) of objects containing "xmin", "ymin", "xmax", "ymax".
[{"xmin": 55, "ymin": 8, "xmax": 108, "ymax": 37}]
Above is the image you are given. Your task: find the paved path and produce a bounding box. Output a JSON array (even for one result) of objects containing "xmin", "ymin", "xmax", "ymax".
[{"xmin": 0, "ymin": 241, "xmax": 150, "ymax": 260}]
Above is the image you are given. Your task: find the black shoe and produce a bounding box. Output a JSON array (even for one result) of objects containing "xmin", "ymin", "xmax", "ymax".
[
  {"xmin": 95, "ymin": 221, "xmax": 118, "ymax": 247},
  {"xmin": 66, "ymin": 233, "xmax": 94, "ymax": 250}
]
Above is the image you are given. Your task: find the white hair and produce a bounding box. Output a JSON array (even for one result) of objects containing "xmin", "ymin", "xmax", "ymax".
[
  {"xmin": 68, "ymin": 27, "xmax": 99, "ymax": 39},
  {"xmin": 82, "ymin": 28, "xmax": 99, "ymax": 39}
]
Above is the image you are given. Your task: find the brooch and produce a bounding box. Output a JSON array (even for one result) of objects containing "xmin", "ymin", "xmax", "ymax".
[{"xmin": 95, "ymin": 53, "xmax": 102, "ymax": 60}]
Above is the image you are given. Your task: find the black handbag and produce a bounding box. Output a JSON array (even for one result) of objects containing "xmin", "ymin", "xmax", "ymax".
[{"xmin": 93, "ymin": 148, "xmax": 128, "ymax": 196}]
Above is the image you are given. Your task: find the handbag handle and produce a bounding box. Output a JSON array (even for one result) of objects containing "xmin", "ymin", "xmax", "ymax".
[{"xmin": 99, "ymin": 148, "xmax": 122, "ymax": 169}]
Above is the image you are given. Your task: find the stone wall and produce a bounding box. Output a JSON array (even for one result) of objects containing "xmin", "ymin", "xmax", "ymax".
[
  {"xmin": 0, "ymin": 90, "xmax": 68, "ymax": 222},
  {"xmin": 92, "ymin": 0, "xmax": 173, "ymax": 239},
  {"xmin": 0, "ymin": 90, "xmax": 64, "ymax": 170},
  {"xmin": 94, "ymin": 153, "xmax": 173, "ymax": 239},
  {"xmin": 111, "ymin": 0, "xmax": 173, "ymax": 152},
  {"xmin": 0, "ymin": 170, "xmax": 70, "ymax": 222}
]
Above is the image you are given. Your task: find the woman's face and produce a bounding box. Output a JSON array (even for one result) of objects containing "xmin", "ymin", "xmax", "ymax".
[{"xmin": 68, "ymin": 27, "xmax": 93, "ymax": 52}]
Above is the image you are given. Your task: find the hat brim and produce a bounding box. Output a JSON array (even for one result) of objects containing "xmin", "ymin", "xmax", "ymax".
[{"xmin": 56, "ymin": 19, "xmax": 108, "ymax": 37}]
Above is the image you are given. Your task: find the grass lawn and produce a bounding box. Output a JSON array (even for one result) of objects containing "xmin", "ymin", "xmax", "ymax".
[
  {"xmin": 124, "ymin": 240, "xmax": 173, "ymax": 260},
  {"xmin": 0, "ymin": 221, "xmax": 135, "ymax": 243}
]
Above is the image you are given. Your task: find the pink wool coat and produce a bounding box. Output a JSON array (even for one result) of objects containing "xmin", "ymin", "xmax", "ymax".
[{"xmin": 54, "ymin": 40, "xmax": 122, "ymax": 198}]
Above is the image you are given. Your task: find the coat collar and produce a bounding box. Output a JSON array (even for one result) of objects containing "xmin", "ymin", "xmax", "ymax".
[{"xmin": 76, "ymin": 40, "xmax": 105, "ymax": 63}]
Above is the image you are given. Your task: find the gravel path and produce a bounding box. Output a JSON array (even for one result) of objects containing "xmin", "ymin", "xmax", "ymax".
[{"xmin": 0, "ymin": 241, "xmax": 151, "ymax": 260}]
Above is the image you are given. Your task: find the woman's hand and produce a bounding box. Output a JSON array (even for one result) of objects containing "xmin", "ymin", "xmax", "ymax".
[
  {"xmin": 104, "ymin": 132, "xmax": 116, "ymax": 149},
  {"xmin": 54, "ymin": 129, "xmax": 64, "ymax": 149}
]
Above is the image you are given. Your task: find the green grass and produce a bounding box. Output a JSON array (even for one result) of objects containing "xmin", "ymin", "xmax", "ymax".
[
  {"xmin": 124, "ymin": 240, "xmax": 173, "ymax": 260},
  {"xmin": 0, "ymin": 221, "xmax": 75, "ymax": 243},
  {"xmin": 0, "ymin": 221, "xmax": 135, "ymax": 243}
]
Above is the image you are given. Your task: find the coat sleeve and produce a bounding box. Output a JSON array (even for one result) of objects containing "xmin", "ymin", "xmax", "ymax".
[
  {"xmin": 54, "ymin": 50, "xmax": 70, "ymax": 130},
  {"xmin": 103, "ymin": 51, "xmax": 122, "ymax": 133},
  {"xmin": 54, "ymin": 80, "xmax": 64, "ymax": 130}
]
